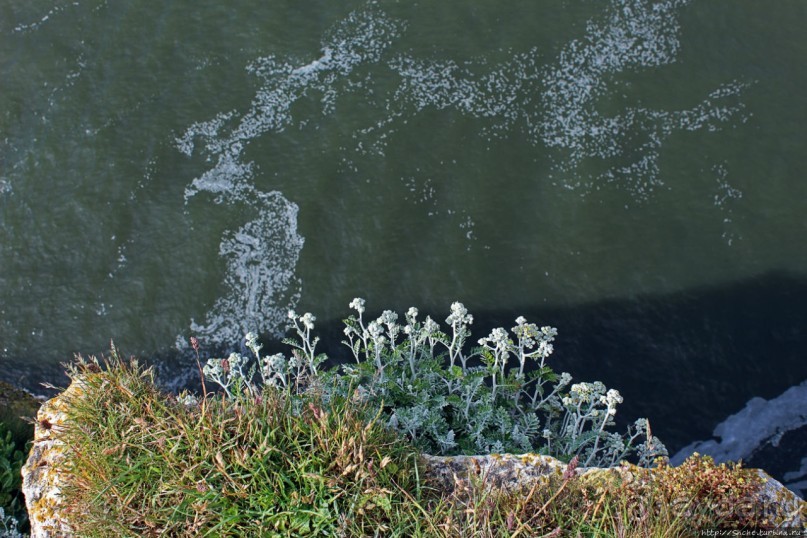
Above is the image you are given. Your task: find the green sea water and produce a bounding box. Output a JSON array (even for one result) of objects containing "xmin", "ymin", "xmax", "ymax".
[{"xmin": 1, "ymin": 1, "xmax": 806, "ymax": 450}]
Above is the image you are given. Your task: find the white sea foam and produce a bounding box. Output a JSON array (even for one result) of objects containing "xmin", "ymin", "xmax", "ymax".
[
  {"xmin": 459, "ymin": 214, "xmax": 476, "ymax": 250},
  {"xmin": 383, "ymin": 48, "xmax": 542, "ymax": 147},
  {"xmin": 178, "ymin": 5, "xmax": 402, "ymax": 171},
  {"xmin": 13, "ymin": 2, "xmax": 80, "ymax": 33},
  {"xmin": 183, "ymin": 153, "xmax": 256, "ymax": 204},
  {"xmin": 712, "ymin": 163, "xmax": 742, "ymax": 246},
  {"xmin": 402, "ymin": 175, "xmax": 436, "ymax": 205},
  {"xmin": 531, "ymin": 0, "xmax": 732, "ymax": 198},
  {"xmin": 179, "ymin": 192, "xmax": 304, "ymax": 349},
  {"xmin": 177, "ymin": 4, "xmax": 402, "ymax": 346},
  {"xmin": 364, "ymin": 0, "xmax": 751, "ymax": 201},
  {"xmin": 783, "ymin": 458, "xmax": 807, "ymax": 500},
  {"xmin": 537, "ymin": 0, "xmax": 751, "ymax": 199},
  {"xmin": 175, "ymin": 111, "xmax": 235, "ymax": 157}
]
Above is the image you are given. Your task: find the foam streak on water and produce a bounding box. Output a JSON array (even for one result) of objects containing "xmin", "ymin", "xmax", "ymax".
[
  {"xmin": 181, "ymin": 193, "xmax": 304, "ymax": 350},
  {"xmin": 537, "ymin": 0, "xmax": 751, "ymax": 199},
  {"xmin": 12, "ymin": 2, "xmax": 80, "ymax": 33},
  {"xmin": 176, "ymin": 5, "xmax": 403, "ymax": 347},
  {"xmin": 352, "ymin": 0, "xmax": 751, "ymax": 201},
  {"xmin": 177, "ymin": 5, "xmax": 402, "ymax": 174}
]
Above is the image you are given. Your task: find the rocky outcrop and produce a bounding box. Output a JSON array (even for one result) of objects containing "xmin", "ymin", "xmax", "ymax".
[
  {"xmin": 21, "ymin": 380, "xmax": 86, "ymax": 538},
  {"xmin": 22, "ymin": 379, "xmax": 807, "ymax": 537},
  {"xmin": 420, "ymin": 453, "xmax": 806, "ymax": 529}
]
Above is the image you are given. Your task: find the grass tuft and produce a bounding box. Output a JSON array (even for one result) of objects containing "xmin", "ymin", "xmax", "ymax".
[{"xmin": 61, "ymin": 352, "xmax": 425, "ymax": 537}]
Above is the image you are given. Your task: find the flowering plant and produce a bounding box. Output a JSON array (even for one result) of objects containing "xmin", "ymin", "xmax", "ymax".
[{"xmin": 202, "ymin": 300, "xmax": 667, "ymax": 467}]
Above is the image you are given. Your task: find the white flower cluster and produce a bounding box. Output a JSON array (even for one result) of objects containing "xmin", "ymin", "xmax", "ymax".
[
  {"xmin": 422, "ymin": 316, "xmax": 439, "ymax": 335},
  {"xmin": 563, "ymin": 381, "xmax": 607, "ymax": 406},
  {"xmin": 245, "ymin": 331, "xmax": 262, "ymax": 354},
  {"xmin": 343, "ymin": 299, "xmax": 412, "ymax": 371},
  {"xmin": 300, "ymin": 312, "xmax": 316, "ymax": 330},
  {"xmin": 445, "ymin": 301, "xmax": 473, "ymax": 326},
  {"xmin": 196, "ymin": 299, "xmax": 666, "ymax": 468},
  {"xmin": 285, "ymin": 310, "xmax": 322, "ymax": 376},
  {"xmin": 367, "ymin": 321, "xmax": 386, "ymax": 345},
  {"xmin": 287, "ymin": 310, "xmax": 316, "ymax": 330},
  {"xmin": 203, "ymin": 326, "xmax": 320, "ymax": 396},
  {"xmin": 552, "ymin": 380, "xmax": 647, "ymax": 466},
  {"xmin": 511, "ymin": 320, "xmax": 557, "ymax": 359},
  {"xmin": 504, "ymin": 319, "xmax": 555, "ymax": 357},
  {"xmin": 378, "ymin": 309, "xmax": 398, "ymax": 326},
  {"xmin": 601, "ymin": 388, "xmax": 623, "ymax": 415},
  {"xmin": 478, "ymin": 327, "xmax": 510, "ymax": 353},
  {"xmin": 245, "ymin": 331, "xmax": 290, "ymax": 389},
  {"xmin": 476, "ymin": 316, "xmax": 562, "ymax": 404},
  {"xmin": 261, "ymin": 353, "xmax": 287, "ymax": 384},
  {"xmin": 202, "ymin": 352, "xmax": 250, "ymax": 398},
  {"xmin": 558, "ymin": 372, "xmax": 573, "ymax": 386},
  {"xmin": 349, "ymin": 297, "xmax": 366, "ymax": 314}
]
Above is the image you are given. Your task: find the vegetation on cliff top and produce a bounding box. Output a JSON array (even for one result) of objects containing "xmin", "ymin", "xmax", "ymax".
[
  {"xmin": 8, "ymin": 300, "xmax": 796, "ymax": 536},
  {"xmin": 52, "ymin": 354, "xmax": 779, "ymax": 536}
]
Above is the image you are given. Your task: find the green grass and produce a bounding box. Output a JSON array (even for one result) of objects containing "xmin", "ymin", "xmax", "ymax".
[
  {"xmin": 55, "ymin": 352, "xmax": 779, "ymax": 537},
  {"xmin": 60, "ymin": 356, "xmax": 430, "ymax": 537}
]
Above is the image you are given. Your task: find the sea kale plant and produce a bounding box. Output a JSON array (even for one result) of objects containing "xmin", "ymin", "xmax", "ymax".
[{"xmin": 202, "ymin": 300, "xmax": 667, "ymax": 468}]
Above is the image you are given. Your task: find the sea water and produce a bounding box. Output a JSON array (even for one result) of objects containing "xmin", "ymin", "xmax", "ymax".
[{"xmin": 2, "ymin": 1, "xmax": 806, "ymax": 468}]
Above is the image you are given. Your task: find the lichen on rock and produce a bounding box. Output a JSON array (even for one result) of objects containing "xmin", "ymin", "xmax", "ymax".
[{"xmin": 21, "ymin": 379, "xmax": 87, "ymax": 538}]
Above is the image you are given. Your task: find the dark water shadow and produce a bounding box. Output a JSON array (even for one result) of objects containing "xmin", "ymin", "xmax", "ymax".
[
  {"xmin": 3, "ymin": 271, "xmax": 806, "ymax": 458},
  {"xmin": 280, "ymin": 270, "xmax": 807, "ymax": 455}
]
